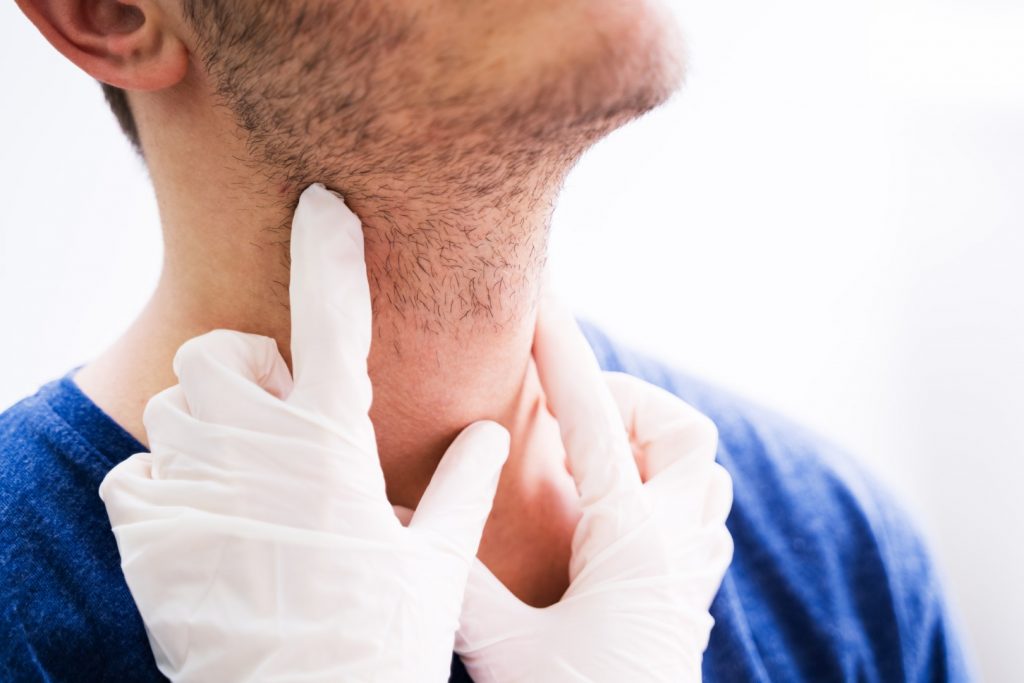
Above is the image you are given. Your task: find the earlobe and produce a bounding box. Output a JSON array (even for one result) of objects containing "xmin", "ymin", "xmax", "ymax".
[{"xmin": 16, "ymin": 0, "xmax": 189, "ymax": 91}]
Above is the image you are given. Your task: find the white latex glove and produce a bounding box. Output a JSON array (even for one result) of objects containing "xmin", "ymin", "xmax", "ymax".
[
  {"xmin": 99, "ymin": 184, "xmax": 511, "ymax": 683},
  {"xmin": 455, "ymin": 299, "xmax": 734, "ymax": 682}
]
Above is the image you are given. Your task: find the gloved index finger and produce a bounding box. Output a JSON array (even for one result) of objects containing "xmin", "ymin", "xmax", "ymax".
[
  {"xmin": 287, "ymin": 184, "xmax": 375, "ymax": 428},
  {"xmin": 533, "ymin": 294, "xmax": 642, "ymax": 508}
]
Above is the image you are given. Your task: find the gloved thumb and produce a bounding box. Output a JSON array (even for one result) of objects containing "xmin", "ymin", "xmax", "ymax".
[{"xmin": 410, "ymin": 421, "xmax": 510, "ymax": 561}]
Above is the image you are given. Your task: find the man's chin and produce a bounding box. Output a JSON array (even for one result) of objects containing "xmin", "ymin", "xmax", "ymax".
[
  {"xmin": 523, "ymin": 8, "xmax": 686, "ymax": 144},
  {"xmin": 593, "ymin": 1, "xmax": 685, "ymax": 105}
]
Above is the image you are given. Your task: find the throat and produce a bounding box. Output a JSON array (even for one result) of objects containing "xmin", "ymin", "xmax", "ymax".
[
  {"xmin": 366, "ymin": 300, "xmax": 539, "ymax": 509},
  {"xmin": 78, "ymin": 173, "xmax": 575, "ymax": 606}
]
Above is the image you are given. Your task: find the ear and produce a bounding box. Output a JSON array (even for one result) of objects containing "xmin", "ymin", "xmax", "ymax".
[{"xmin": 16, "ymin": 0, "xmax": 188, "ymax": 91}]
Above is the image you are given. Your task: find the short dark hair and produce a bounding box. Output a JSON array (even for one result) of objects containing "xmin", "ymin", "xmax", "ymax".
[{"xmin": 100, "ymin": 83, "xmax": 142, "ymax": 154}]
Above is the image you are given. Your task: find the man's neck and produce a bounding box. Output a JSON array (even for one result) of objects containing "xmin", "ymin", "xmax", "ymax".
[
  {"xmin": 75, "ymin": 113, "xmax": 568, "ymax": 510},
  {"xmin": 74, "ymin": 180, "xmax": 587, "ymax": 605},
  {"xmin": 75, "ymin": 74, "xmax": 594, "ymax": 607}
]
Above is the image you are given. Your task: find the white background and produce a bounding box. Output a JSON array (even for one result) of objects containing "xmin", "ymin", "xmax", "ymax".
[{"xmin": 2, "ymin": 0, "xmax": 1022, "ymax": 679}]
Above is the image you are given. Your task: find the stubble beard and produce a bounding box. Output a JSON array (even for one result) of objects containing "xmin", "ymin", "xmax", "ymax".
[{"xmin": 191, "ymin": 2, "xmax": 684, "ymax": 335}]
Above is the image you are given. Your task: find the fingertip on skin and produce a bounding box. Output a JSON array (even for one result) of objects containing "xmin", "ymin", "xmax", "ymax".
[
  {"xmin": 411, "ymin": 420, "xmax": 511, "ymax": 547},
  {"xmin": 533, "ymin": 291, "xmax": 606, "ymax": 399},
  {"xmin": 459, "ymin": 420, "xmax": 512, "ymax": 471},
  {"xmin": 296, "ymin": 182, "xmax": 335, "ymax": 208},
  {"xmin": 462, "ymin": 419, "xmax": 511, "ymax": 449},
  {"xmin": 295, "ymin": 183, "xmax": 363, "ymax": 247},
  {"xmin": 421, "ymin": 420, "xmax": 510, "ymax": 502},
  {"xmin": 535, "ymin": 289, "xmax": 577, "ymax": 343}
]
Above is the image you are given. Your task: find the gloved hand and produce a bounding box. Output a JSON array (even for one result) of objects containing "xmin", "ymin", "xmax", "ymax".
[
  {"xmin": 454, "ymin": 298, "xmax": 734, "ymax": 682},
  {"xmin": 99, "ymin": 184, "xmax": 511, "ymax": 683}
]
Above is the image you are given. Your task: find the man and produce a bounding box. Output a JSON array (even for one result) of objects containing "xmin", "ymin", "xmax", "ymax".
[{"xmin": 2, "ymin": 0, "xmax": 969, "ymax": 680}]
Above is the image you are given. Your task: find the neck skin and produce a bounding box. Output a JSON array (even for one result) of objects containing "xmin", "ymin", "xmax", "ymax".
[{"xmin": 75, "ymin": 64, "xmax": 583, "ymax": 605}]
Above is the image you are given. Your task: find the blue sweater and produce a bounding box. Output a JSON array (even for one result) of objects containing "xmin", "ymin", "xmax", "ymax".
[{"xmin": 0, "ymin": 324, "xmax": 972, "ymax": 682}]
